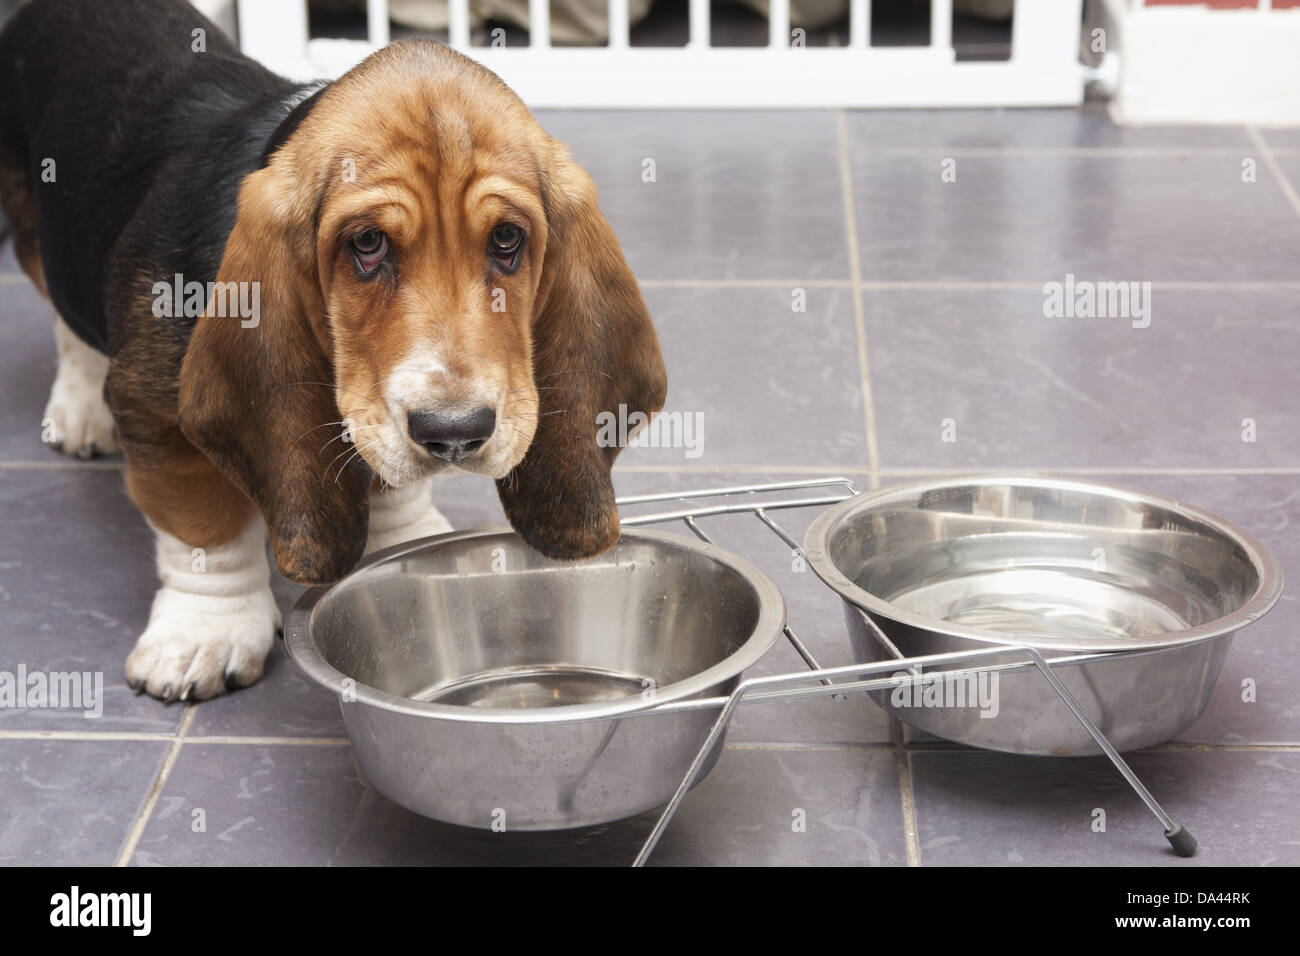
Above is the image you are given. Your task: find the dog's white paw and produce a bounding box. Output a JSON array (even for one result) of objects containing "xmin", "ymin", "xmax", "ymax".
[
  {"xmin": 125, "ymin": 587, "xmax": 280, "ymax": 701},
  {"xmin": 43, "ymin": 317, "xmax": 118, "ymax": 458}
]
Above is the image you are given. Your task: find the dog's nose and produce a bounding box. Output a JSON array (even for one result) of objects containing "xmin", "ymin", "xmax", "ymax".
[{"xmin": 407, "ymin": 407, "xmax": 496, "ymax": 462}]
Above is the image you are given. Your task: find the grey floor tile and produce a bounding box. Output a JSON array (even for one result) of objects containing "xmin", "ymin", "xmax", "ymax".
[
  {"xmin": 429, "ymin": 470, "xmax": 510, "ymax": 528},
  {"xmin": 910, "ymin": 749, "xmax": 1300, "ymax": 866},
  {"xmin": 186, "ymin": 640, "xmax": 343, "ymax": 739},
  {"xmin": 129, "ymin": 742, "xmax": 906, "ymax": 865},
  {"xmin": 864, "ymin": 288, "xmax": 1300, "ymax": 469},
  {"xmin": 1259, "ymin": 128, "xmax": 1300, "ymax": 149},
  {"xmin": 0, "ymin": 280, "xmax": 78, "ymax": 462},
  {"xmin": 0, "ymin": 468, "xmax": 183, "ymax": 732},
  {"xmin": 851, "ymin": 154, "xmax": 1300, "ymax": 281},
  {"xmin": 631, "ymin": 286, "xmax": 867, "ymax": 469},
  {"xmin": 846, "ymin": 105, "xmax": 1254, "ymax": 150},
  {"xmin": 533, "ymin": 111, "xmax": 848, "ymax": 280},
  {"xmin": 0, "ymin": 738, "xmax": 168, "ymax": 865},
  {"xmin": 649, "ymin": 746, "xmax": 907, "ymax": 865},
  {"xmin": 730, "ymin": 641, "xmax": 890, "ymax": 745},
  {"xmin": 1269, "ymin": 153, "xmax": 1300, "ymax": 208}
]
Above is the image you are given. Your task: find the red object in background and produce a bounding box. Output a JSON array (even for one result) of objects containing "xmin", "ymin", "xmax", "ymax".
[
  {"xmin": 1146, "ymin": 1, "xmax": 1300, "ymax": 9},
  {"xmin": 1145, "ymin": 0, "xmax": 1258, "ymax": 8}
]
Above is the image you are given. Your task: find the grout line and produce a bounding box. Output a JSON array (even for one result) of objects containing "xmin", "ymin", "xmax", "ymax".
[
  {"xmin": 852, "ymin": 146, "xmax": 1292, "ymax": 158},
  {"xmin": 888, "ymin": 715, "xmax": 922, "ymax": 865},
  {"xmin": 725, "ymin": 741, "xmax": 895, "ymax": 752},
  {"xmin": 900, "ymin": 740, "xmax": 1300, "ymax": 754},
  {"xmin": 875, "ymin": 465, "xmax": 1300, "ymax": 477},
  {"xmin": 836, "ymin": 109, "xmax": 881, "ymax": 491},
  {"xmin": 614, "ymin": 463, "xmax": 871, "ymax": 475},
  {"xmin": 1142, "ymin": 741, "xmax": 1300, "ymax": 753},
  {"xmin": 114, "ymin": 704, "xmax": 197, "ymax": 868},
  {"xmin": 615, "ymin": 464, "xmax": 1300, "ymax": 477},
  {"xmin": 184, "ymin": 735, "xmax": 351, "ymax": 746},
  {"xmin": 642, "ymin": 279, "xmax": 1300, "ymax": 290},
  {"xmin": 889, "ymin": 715, "xmax": 905, "ymax": 748},
  {"xmin": 640, "ymin": 278, "xmax": 851, "ymax": 289},
  {"xmin": 1248, "ymin": 126, "xmax": 1300, "ymax": 221},
  {"xmin": 0, "ymin": 729, "xmax": 177, "ymax": 741},
  {"xmin": 856, "ymin": 280, "xmax": 1300, "ymax": 291},
  {"xmin": 895, "ymin": 749, "xmax": 922, "ymax": 867}
]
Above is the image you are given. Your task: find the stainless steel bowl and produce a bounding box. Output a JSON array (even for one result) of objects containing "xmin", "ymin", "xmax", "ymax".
[
  {"xmin": 285, "ymin": 528, "xmax": 785, "ymax": 830},
  {"xmin": 805, "ymin": 476, "xmax": 1283, "ymax": 755}
]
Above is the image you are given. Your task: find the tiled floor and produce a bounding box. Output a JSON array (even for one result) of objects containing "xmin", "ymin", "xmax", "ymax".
[{"xmin": 2, "ymin": 106, "xmax": 1299, "ymax": 866}]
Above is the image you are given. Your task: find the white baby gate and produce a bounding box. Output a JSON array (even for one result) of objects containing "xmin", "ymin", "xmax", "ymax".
[{"xmin": 236, "ymin": 0, "xmax": 1085, "ymax": 108}]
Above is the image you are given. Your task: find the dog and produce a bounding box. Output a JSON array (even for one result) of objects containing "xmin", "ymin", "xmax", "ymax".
[{"xmin": 0, "ymin": 0, "xmax": 667, "ymax": 702}]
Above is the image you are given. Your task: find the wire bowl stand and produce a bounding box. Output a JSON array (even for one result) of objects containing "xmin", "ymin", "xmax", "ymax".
[{"xmin": 614, "ymin": 477, "xmax": 1198, "ymax": 867}]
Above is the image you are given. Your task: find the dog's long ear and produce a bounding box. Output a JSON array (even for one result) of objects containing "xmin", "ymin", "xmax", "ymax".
[
  {"xmin": 177, "ymin": 165, "xmax": 369, "ymax": 585},
  {"xmin": 497, "ymin": 144, "xmax": 667, "ymax": 560}
]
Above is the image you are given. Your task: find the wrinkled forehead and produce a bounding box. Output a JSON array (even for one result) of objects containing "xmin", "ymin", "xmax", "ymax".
[{"xmin": 311, "ymin": 92, "xmax": 549, "ymax": 232}]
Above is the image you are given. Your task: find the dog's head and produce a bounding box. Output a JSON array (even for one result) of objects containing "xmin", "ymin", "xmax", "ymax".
[{"xmin": 178, "ymin": 43, "xmax": 666, "ymax": 585}]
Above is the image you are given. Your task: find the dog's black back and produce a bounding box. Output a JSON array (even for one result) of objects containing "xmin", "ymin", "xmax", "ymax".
[{"xmin": 0, "ymin": 0, "xmax": 310, "ymax": 352}]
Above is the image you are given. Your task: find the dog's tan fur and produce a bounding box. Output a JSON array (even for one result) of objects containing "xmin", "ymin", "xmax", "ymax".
[{"xmin": 169, "ymin": 43, "xmax": 665, "ymax": 583}]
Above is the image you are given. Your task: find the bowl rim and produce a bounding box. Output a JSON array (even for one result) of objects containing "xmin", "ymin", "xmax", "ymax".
[
  {"xmin": 803, "ymin": 474, "xmax": 1284, "ymax": 653},
  {"xmin": 284, "ymin": 526, "xmax": 787, "ymax": 724}
]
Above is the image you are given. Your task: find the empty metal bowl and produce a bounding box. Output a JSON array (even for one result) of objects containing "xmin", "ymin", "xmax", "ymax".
[
  {"xmin": 805, "ymin": 476, "xmax": 1283, "ymax": 755},
  {"xmin": 285, "ymin": 528, "xmax": 784, "ymax": 830}
]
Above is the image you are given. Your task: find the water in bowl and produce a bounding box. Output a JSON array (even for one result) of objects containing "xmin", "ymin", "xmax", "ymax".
[
  {"xmin": 855, "ymin": 531, "xmax": 1217, "ymax": 643},
  {"xmin": 412, "ymin": 665, "xmax": 651, "ymax": 708}
]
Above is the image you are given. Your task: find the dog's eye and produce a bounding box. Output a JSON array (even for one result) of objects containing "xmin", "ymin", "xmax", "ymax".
[
  {"xmin": 488, "ymin": 223, "xmax": 524, "ymax": 268},
  {"xmin": 351, "ymin": 229, "xmax": 388, "ymax": 276}
]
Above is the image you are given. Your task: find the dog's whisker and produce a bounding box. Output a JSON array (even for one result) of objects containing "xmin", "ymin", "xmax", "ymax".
[
  {"xmin": 510, "ymin": 407, "xmax": 568, "ymax": 421},
  {"xmin": 325, "ymin": 436, "xmax": 373, "ymax": 474},
  {"xmin": 335, "ymin": 437, "xmax": 384, "ymax": 485},
  {"xmin": 289, "ymin": 418, "xmax": 368, "ymax": 447},
  {"xmin": 531, "ymin": 368, "xmax": 608, "ymax": 383},
  {"xmin": 507, "ymin": 384, "xmax": 572, "ymax": 396},
  {"xmin": 318, "ymin": 423, "xmax": 381, "ymax": 454}
]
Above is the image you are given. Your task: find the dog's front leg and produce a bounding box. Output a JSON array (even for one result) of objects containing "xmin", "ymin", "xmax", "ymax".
[
  {"xmin": 125, "ymin": 516, "xmax": 280, "ymax": 702},
  {"xmin": 364, "ymin": 476, "xmax": 452, "ymax": 557},
  {"xmin": 119, "ymin": 436, "xmax": 279, "ymax": 702}
]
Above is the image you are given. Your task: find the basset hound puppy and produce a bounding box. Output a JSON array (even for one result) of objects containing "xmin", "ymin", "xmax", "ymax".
[{"xmin": 0, "ymin": 0, "xmax": 666, "ymax": 701}]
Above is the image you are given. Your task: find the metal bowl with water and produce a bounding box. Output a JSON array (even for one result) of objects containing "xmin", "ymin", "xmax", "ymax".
[
  {"xmin": 285, "ymin": 528, "xmax": 785, "ymax": 830},
  {"xmin": 805, "ymin": 476, "xmax": 1283, "ymax": 755}
]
